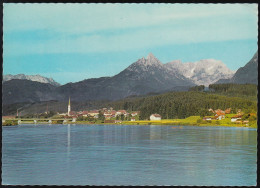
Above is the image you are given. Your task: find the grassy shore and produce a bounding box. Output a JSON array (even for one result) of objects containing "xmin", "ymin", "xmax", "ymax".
[
  {"xmin": 3, "ymin": 115, "xmax": 257, "ymax": 128},
  {"xmin": 122, "ymin": 116, "xmax": 257, "ymax": 128}
]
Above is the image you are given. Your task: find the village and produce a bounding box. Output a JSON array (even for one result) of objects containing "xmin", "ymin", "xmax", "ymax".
[
  {"xmin": 2, "ymin": 97, "xmax": 256, "ymax": 127},
  {"xmin": 202, "ymin": 108, "xmax": 255, "ymax": 126},
  {"xmin": 55, "ymin": 99, "xmax": 256, "ymax": 126}
]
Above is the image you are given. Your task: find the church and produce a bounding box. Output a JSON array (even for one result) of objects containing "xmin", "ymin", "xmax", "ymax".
[{"xmin": 68, "ymin": 97, "xmax": 71, "ymax": 116}]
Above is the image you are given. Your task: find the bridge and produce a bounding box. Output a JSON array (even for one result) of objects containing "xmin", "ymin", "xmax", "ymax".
[{"xmin": 2, "ymin": 118, "xmax": 76, "ymax": 124}]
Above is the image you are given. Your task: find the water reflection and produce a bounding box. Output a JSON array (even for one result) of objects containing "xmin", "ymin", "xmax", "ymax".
[
  {"xmin": 149, "ymin": 125, "xmax": 162, "ymax": 140},
  {"xmin": 67, "ymin": 124, "xmax": 70, "ymax": 154},
  {"xmin": 2, "ymin": 124, "xmax": 257, "ymax": 186}
]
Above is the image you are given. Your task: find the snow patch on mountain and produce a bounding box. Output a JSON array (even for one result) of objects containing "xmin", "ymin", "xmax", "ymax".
[
  {"xmin": 3, "ymin": 74, "xmax": 61, "ymax": 86},
  {"xmin": 165, "ymin": 59, "xmax": 235, "ymax": 86}
]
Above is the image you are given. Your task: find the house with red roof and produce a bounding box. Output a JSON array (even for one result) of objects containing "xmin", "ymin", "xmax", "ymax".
[
  {"xmin": 225, "ymin": 108, "xmax": 231, "ymax": 114},
  {"xmin": 105, "ymin": 115, "xmax": 112, "ymax": 120},
  {"xmin": 131, "ymin": 111, "xmax": 140, "ymax": 116},
  {"xmin": 82, "ymin": 111, "xmax": 89, "ymax": 116},
  {"xmin": 131, "ymin": 117, "xmax": 136, "ymax": 121},
  {"xmin": 69, "ymin": 111, "xmax": 77, "ymax": 116},
  {"xmin": 150, "ymin": 114, "xmax": 162, "ymax": 121},
  {"xmin": 231, "ymin": 115, "xmax": 242, "ymax": 122},
  {"xmin": 110, "ymin": 110, "xmax": 117, "ymax": 117},
  {"xmin": 116, "ymin": 110, "xmax": 127, "ymax": 116}
]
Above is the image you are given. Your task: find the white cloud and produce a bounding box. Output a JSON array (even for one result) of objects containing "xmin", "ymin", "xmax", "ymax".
[
  {"xmin": 4, "ymin": 3, "xmax": 258, "ymax": 34},
  {"xmin": 3, "ymin": 3, "xmax": 258, "ymax": 56}
]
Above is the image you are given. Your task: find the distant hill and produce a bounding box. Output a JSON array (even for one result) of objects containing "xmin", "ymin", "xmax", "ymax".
[
  {"xmin": 2, "ymin": 79, "xmax": 58, "ymax": 105},
  {"xmin": 3, "ymin": 74, "xmax": 61, "ymax": 86},
  {"xmin": 208, "ymin": 83, "xmax": 257, "ymax": 100},
  {"xmin": 216, "ymin": 51, "xmax": 258, "ymax": 85},
  {"xmin": 3, "ymin": 83, "xmax": 257, "ymax": 118},
  {"xmin": 103, "ymin": 88, "xmax": 257, "ymax": 120}
]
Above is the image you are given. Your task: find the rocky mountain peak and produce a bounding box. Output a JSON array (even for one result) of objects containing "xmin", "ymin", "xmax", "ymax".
[
  {"xmin": 146, "ymin": 52, "xmax": 156, "ymax": 60},
  {"xmin": 164, "ymin": 58, "xmax": 235, "ymax": 86},
  {"xmin": 145, "ymin": 53, "xmax": 162, "ymax": 66},
  {"xmin": 3, "ymin": 74, "xmax": 61, "ymax": 86}
]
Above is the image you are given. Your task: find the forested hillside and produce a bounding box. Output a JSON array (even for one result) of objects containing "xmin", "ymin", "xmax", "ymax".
[
  {"xmin": 3, "ymin": 83, "xmax": 257, "ymax": 118},
  {"xmin": 208, "ymin": 83, "xmax": 257, "ymax": 100},
  {"xmin": 104, "ymin": 89, "xmax": 257, "ymax": 120}
]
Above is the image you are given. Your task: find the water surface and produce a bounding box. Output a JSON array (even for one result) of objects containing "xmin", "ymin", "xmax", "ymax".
[{"xmin": 2, "ymin": 124, "xmax": 257, "ymax": 185}]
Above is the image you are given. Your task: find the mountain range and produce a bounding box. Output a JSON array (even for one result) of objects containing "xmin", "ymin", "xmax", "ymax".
[
  {"xmin": 165, "ymin": 59, "xmax": 234, "ymax": 86},
  {"xmin": 3, "ymin": 74, "xmax": 61, "ymax": 86},
  {"xmin": 3, "ymin": 52, "xmax": 257, "ymax": 105}
]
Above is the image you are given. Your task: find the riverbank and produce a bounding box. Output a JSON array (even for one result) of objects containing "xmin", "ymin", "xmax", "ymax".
[
  {"xmin": 5, "ymin": 118, "xmax": 257, "ymax": 129},
  {"xmin": 122, "ymin": 116, "xmax": 257, "ymax": 128}
]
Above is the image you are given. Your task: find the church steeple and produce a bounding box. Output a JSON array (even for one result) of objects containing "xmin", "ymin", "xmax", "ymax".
[{"xmin": 68, "ymin": 97, "xmax": 71, "ymax": 116}]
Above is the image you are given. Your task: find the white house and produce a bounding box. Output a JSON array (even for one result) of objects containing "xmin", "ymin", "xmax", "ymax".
[
  {"xmin": 231, "ymin": 117, "xmax": 238, "ymax": 122},
  {"xmin": 131, "ymin": 111, "xmax": 140, "ymax": 116},
  {"xmin": 150, "ymin": 114, "xmax": 162, "ymax": 121},
  {"xmin": 203, "ymin": 116, "xmax": 212, "ymax": 121},
  {"xmin": 216, "ymin": 115, "xmax": 225, "ymax": 120},
  {"xmin": 131, "ymin": 117, "xmax": 136, "ymax": 121},
  {"xmin": 88, "ymin": 110, "xmax": 99, "ymax": 117},
  {"xmin": 231, "ymin": 115, "xmax": 242, "ymax": 122},
  {"xmin": 116, "ymin": 110, "xmax": 127, "ymax": 116}
]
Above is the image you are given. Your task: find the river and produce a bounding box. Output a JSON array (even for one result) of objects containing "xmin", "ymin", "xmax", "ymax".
[{"xmin": 2, "ymin": 124, "xmax": 257, "ymax": 185}]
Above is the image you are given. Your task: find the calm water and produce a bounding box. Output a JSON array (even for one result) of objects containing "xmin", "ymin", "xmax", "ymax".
[{"xmin": 2, "ymin": 124, "xmax": 257, "ymax": 185}]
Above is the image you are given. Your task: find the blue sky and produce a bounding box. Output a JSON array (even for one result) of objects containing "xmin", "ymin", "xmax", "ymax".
[{"xmin": 3, "ymin": 3, "xmax": 258, "ymax": 84}]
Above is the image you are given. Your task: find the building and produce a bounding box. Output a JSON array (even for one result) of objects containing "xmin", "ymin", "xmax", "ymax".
[
  {"xmin": 2, "ymin": 116, "xmax": 16, "ymax": 123},
  {"xmin": 203, "ymin": 116, "xmax": 212, "ymax": 121},
  {"xmin": 131, "ymin": 117, "xmax": 136, "ymax": 121},
  {"xmin": 68, "ymin": 97, "xmax": 71, "ymax": 115},
  {"xmin": 231, "ymin": 115, "xmax": 242, "ymax": 122},
  {"xmin": 2, "ymin": 116, "xmax": 16, "ymax": 119},
  {"xmin": 105, "ymin": 115, "xmax": 112, "ymax": 120},
  {"xmin": 216, "ymin": 115, "xmax": 224, "ymax": 120},
  {"xmin": 231, "ymin": 117, "xmax": 239, "ymax": 122},
  {"xmin": 215, "ymin": 109, "xmax": 225, "ymax": 115},
  {"xmin": 225, "ymin": 108, "xmax": 231, "ymax": 114},
  {"xmin": 110, "ymin": 110, "xmax": 117, "ymax": 117},
  {"xmin": 215, "ymin": 110, "xmax": 225, "ymax": 120},
  {"xmin": 243, "ymin": 120, "xmax": 249, "ymax": 124},
  {"xmin": 82, "ymin": 111, "xmax": 89, "ymax": 117},
  {"xmin": 69, "ymin": 111, "xmax": 77, "ymax": 116},
  {"xmin": 116, "ymin": 110, "xmax": 127, "ymax": 116},
  {"xmin": 131, "ymin": 111, "xmax": 140, "ymax": 116},
  {"xmin": 88, "ymin": 110, "xmax": 99, "ymax": 118},
  {"xmin": 150, "ymin": 114, "xmax": 161, "ymax": 121},
  {"xmin": 104, "ymin": 112, "xmax": 112, "ymax": 116}
]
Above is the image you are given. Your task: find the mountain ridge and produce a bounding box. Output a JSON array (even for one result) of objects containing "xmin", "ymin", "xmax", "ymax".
[
  {"xmin": 3, "ymin": 74, "xmax": 61, "ymax": 86},
  {"xmin": 3, "ymin": 52, "xmax": 255, "ymax": 105},
  {"xmin": 164, "ymin": 58, "xmax": 235, "ymax": 86},
  {"xmin": 216, "ymin": 51, "xmax": 258, "ymax": 85}
]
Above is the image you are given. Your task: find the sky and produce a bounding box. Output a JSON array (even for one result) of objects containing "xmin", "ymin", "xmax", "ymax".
[{"xmin": 3, "ymin": 3, "xmax": 258, "ymax": 84}]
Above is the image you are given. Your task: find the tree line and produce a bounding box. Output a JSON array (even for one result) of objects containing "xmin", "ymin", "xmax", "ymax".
[{"xmin": 104, "ymin": 84, "xmax": 257, "ymax": 120}]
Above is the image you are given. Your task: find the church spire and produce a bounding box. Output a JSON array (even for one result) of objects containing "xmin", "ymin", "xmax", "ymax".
[{"xmin": 68, "ymin": 96, "xmax": 71, "ymax": 116}]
